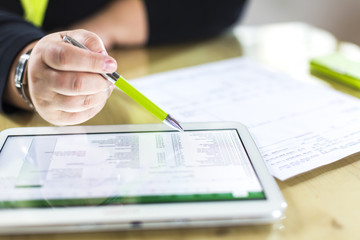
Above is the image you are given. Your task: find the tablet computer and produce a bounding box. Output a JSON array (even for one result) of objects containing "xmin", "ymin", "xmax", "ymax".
[{"xmin": 0, "ymin": 122, "xmax": 286, "ymax": 234}]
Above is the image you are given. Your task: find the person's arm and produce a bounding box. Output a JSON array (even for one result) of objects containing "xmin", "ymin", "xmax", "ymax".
[
  {"xmin": 70, "ymin": 0, "xmax": 148, "ymax": 49},
  {"xmin": 0, "ymin": 10, "xmax": 44, "ymax": 112},
  {"xmin": 70, "ymin": 0, "xmax": 247, "ymax": 48}
]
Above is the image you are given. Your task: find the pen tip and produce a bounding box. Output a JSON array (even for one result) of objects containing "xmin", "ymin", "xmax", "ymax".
[{"xmin": 163, "ymin": 115, "xmax": 184, "ymax": 132}]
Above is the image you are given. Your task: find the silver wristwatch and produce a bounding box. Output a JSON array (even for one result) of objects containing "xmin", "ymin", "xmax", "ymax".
[{"xmin": 14, "ymin": 49, "xmax": 34, "ymax": 109}]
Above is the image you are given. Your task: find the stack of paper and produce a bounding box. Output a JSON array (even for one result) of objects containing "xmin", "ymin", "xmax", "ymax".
[{"xmin": 131, "ymin": 58, "xmax": 360, "ymax": 180}]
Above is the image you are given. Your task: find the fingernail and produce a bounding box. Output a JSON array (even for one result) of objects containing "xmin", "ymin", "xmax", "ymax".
[{"xmin": 103, "ymin": 59, "xmax": 117, "ymax": 72}]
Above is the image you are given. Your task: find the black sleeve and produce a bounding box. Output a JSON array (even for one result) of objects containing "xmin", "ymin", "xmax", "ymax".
[
  {"xmin": 0, "ymin": 11, "xmax": 45, "ymax": 112},
  {"xmin": 144, "ymin": 0, "xmax": 248, "ymax": 45}
]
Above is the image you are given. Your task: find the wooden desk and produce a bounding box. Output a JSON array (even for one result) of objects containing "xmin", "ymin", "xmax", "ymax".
[{"xmin": 1, "ymin": 23, "xmax": 359, "ymax": 240}]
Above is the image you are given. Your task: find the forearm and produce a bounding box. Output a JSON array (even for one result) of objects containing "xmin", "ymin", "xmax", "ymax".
[
  {"xmin": 71, "ymin": 0, "xmax": 148, "ymax": 48},
  {"xmin": 4, "ymin": 41, "xmax": 38, "ymax": 111},
  {"xmin": 0, "ymin": 11, "xmax": 44, "ymax": 112}
]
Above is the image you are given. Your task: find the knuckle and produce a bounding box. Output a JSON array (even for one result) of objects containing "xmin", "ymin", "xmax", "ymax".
[
  {"xmin": 82, "ymin": 33, "xmax": 103, "ymax": 51},
  {"xmin": 56, "ymin": 47, "xmax": 67, "ymax": 67},
  {"xmin": 48, "ymin": 45, "xmax": 69, "ymax": 67},
  {"xmin": 83, "ymin": 95, "xmax": 92, "ymax": 107},
  {"xmin": 83, "ymin": 36, "xmax": 99, "ymax": 49},
  {"xmin": 71, "ymin": 74, "xmax": 83, "ymax": 93}
]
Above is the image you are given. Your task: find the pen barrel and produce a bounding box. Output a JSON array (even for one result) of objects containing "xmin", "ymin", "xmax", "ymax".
[{"xmin": 114, "ymin": 76, "xmax": 168, "ymax": 121}]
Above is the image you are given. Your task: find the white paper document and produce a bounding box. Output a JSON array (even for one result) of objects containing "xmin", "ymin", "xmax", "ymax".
[{"xmin": 131, "ymin": 58, "xmax": 360, "ymax": 180}]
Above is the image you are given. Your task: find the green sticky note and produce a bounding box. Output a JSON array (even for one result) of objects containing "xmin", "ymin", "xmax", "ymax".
[{"xmin": 310, "ymin": 53, "xmax": 360, "ymax": 90}]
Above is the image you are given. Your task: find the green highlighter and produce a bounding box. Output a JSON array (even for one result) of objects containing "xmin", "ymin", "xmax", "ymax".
[
  {"xmin": 310, "ymin": 52, "xmax": 360, "ymax": 90},
  {"xmin": 63, "ymin": 35, "xmax": 183, "ymax": 131}
]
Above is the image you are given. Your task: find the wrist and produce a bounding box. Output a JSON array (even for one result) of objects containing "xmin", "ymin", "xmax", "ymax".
[
  {"xmin": 14, "ymin": 49, "xmax": 34, "ymax": 109},
  {"xmin": 4, "ymin": 42, "xmax": 37, "ymax": 111}
]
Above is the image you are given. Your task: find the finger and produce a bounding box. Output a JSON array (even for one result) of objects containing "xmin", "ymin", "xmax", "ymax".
[
  {"xmin": 43, "ymin": 69, "xmax": 112, "ymax": 96},
  {"xmin": 51, "ymin": 91, "xmax": 111, "ymax": 112},
  {"xmin": 63, "ymin": 30, "xmax": 117, "ymax": 71},
  {"xmin": 54, "ymin": 104, "xmax": 105, "ymax": 126},
  {"xmin": 44, "ymin": 43, "xmax": 117, "ymax": 73}
]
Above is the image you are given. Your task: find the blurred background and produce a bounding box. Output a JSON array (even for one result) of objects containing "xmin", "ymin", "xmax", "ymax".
[{"xmin": 241, "ymin": 0, "xmax": 360, "ymax": 45}]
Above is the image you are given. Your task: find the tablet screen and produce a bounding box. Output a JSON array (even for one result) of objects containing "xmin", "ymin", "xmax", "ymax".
[{"xmin": 0, "ymin": 129, "xmax": 265, "ymax": 208}]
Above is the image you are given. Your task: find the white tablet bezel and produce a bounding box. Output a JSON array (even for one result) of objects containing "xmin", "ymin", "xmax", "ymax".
[{"xmin": 0, "ymin": 122, "xmax": 286, "ymax": 234}]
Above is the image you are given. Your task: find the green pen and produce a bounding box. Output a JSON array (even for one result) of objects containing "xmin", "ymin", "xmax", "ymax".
[{"xmin": 63, "ymin": 35, "xmax": 183, "ymax": 131}]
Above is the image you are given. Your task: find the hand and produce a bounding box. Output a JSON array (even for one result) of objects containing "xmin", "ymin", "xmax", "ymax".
[{"xmin": 27, "ymin": 29, "xmax": 117, "ymax": 125}]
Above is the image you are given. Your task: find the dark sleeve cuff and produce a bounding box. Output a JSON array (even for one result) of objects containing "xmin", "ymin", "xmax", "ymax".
[
  {"xmin": 144, "ymin": 0, "xmax": 248, "ymax": 45},
  {"xmin": 0, "ymin": 11, "xmax": 45, "ymax": 113}
]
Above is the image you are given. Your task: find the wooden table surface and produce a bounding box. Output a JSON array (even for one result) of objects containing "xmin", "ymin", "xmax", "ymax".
[{"xmin": 0, "ymin": 22, "xmax": 359, "ymax": 240}]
